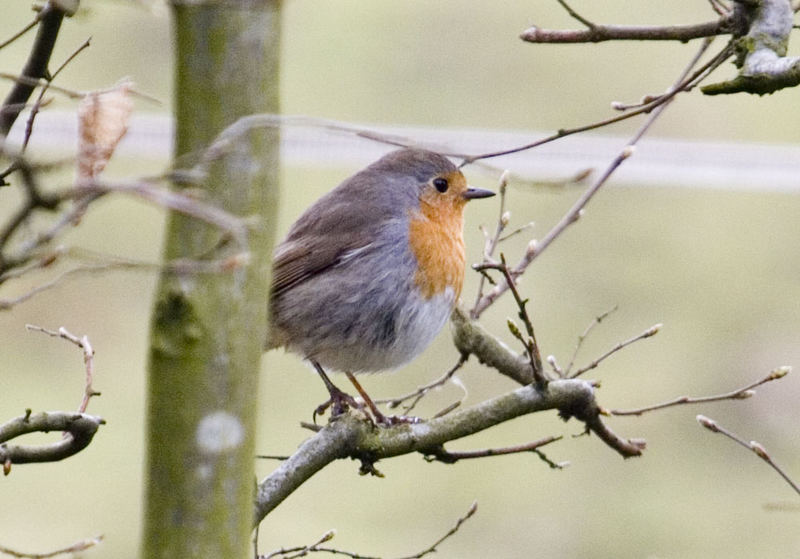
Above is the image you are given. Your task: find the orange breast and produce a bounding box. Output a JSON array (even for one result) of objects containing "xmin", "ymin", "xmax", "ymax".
[{"xmin": 408, "ymin": 194, "xmax": 466, "ymax": 300}]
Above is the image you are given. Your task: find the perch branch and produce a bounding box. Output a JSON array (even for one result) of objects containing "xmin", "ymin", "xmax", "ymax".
[{"xmin": 255, "ymin": 376, "xmax": 642, "ymax": 524}]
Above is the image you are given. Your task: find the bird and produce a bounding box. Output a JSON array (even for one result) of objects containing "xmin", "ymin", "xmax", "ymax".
[{"xmin": 267, "ymin": 147, "xmax": 494, "ymax": 423}]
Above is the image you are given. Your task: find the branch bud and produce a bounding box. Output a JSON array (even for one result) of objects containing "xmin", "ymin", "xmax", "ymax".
[
  {"xmin": 498, "ymin": 170, "xmax": 510, "ymax": 194},
  {"xmin": 769, "ymin": 365, "xmax": 791, "ymax": 380},
  {"xmin": 750, "ymin": 441, "xmax": 769, "ymax": 460},
  {"xmin": 644, "ymin": 323, "xmax": 662, "ymax": 337},
  {"xmin": 621, "ymin": 145, "xmax": 636, "ymax": 159},
  {"xmin": 696, "ymin": 414, "xmax": 719, "ymax": 432}
]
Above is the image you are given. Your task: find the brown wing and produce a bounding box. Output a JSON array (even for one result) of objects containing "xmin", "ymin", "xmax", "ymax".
[
  {"xmin": 271, "ymin": 153, "xmax": 418, "ymax": 297},
  {"xmin": 271, "ymin": 237, "xmax": 352, "ymax": 297},
  {"xmin": 270, "ymin": 196, "xmax": 380, "ymax": 298}
]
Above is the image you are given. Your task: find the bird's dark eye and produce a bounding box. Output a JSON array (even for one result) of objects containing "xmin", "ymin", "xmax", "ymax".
[{"xmin": 433, "ymin": 177, "xmax": 449, "ymax": 193}]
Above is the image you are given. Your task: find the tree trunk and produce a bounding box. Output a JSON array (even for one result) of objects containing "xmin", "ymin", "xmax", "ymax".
[{"xmin": 142, "ymin": 2, "xmax": 280, "ymax": 558}]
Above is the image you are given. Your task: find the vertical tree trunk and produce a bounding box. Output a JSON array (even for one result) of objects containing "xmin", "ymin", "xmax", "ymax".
[{"xmin": 142, "ymin": 2, "xmax": 280, "ymax": 558}]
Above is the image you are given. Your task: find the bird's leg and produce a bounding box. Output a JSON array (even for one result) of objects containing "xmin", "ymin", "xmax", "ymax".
[
  {"xmin": 345, "ymin": 372, "xmax": 389, "ymax": 424},
  {"xmin": 345, "ymin": 372, "xmax": 421, "ymax": 426},
  {"xmin": 311, "ymin": 360, "xmax": 360, "ymax": 420}
]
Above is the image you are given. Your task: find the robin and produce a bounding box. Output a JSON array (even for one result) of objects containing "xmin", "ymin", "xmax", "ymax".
[{"xmin": 267, "ymin": 147, "xmax": 494, "ymax": 423}]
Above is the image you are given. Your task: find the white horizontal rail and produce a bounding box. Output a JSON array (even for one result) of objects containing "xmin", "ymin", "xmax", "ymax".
[{"xmin": 6, "ymin": 111, "xmax": 799, "ymax": 191}]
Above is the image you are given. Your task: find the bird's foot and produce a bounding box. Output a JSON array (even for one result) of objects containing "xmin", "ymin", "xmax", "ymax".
[
  {"xmin": 345, "ymin": 372, "xmax": 422, "ymax": 426},
  {"xmin": 313, "ymin": 383, "xmax": 362, "ymax": 423}
]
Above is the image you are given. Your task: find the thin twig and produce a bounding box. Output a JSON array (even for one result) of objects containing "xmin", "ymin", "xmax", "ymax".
[
  {"xmin": 471, "ymin": 38, "xmax": 720, "ymax": 318},
  {"xmin": 462, "ymin": 39, "xmax": 730, "ymax": 164},
  {"xmin": 262, "ymin": 531, "xmax": 337, "ymax": 559},
  {"xmin": 0, "ymin": 254, "xmax": 251, "ymax": 311},
  {"xmin": 70, "ymin": 178, "xmax": 249, "ymax": 248},
  {"xmin": 0, "ymin": 17, "xmax": 41, "ymax": 51},
  {"xmin": 424, "ymin": 436, "xmax": 563, "ymax": 464},
  {"xmin": 563, "ymin": 306, "xmax": 618, "ymax": 376},
  {"xmin": 697, "ymin": 415, "xmax": 800, "ymax": 496},
  {"xmin": 497, "ymin": 221, "xmax": 535, "ymax": 242},
  {"xmin": 472, "ymin": 171, "xmax": 510, "ymax": 310},
  {"xmin": 25, "ymin": 325, "xmax": 100, "ymax": 413},
  {"xmin": 610, "ymin": 366, "xmax": 790, "ymax": 416},
  {"xmin": 21, "ymin": 38, "xmax": 92, "ymax": 152},
  {"xmin": 570, "ymin": 323, "xmax": 661, "ymax": 378},
  {"xmin": 708, "ymin": 0, "xmax": 732, "ymax": 16},
  {"xmin": 395, "ymin": 501, "xmax": 477, "ymax": 559},
  {"xmin": 376, "ymin": 355, "xmax": 467, "ymax": 413},
  {"xmin": 474, "ymin": 257, "xmax": 545, "ymax": 383},
  {"xmin": 0, "ymin": 536, "xmax": 103, "ymax": 559},
  {"xmin": 557, "ymin": 0, "xmax": 595, "ymax": 28},
  {"xmin": 262, "ymin": 502, "xmax": 477, "ymax": 559}
]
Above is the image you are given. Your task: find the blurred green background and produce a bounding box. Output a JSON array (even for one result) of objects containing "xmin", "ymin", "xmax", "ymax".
[{"xmin": 1, "ymin": 1, "xmax": 799, "ymax": 558}]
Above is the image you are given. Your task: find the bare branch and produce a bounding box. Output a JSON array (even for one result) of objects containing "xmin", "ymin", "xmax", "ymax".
[
  {"xmin": 376, "ymin": 355, "xmax": 467, "ymax": 413},
  {"xmin": 25, "ymin": 325, "xmax": 100, "ymax": 413},
  {"xmin": 703, "ymin": 0, "xmax": 800, "ymax": 95},
  {"xmin": 0, "ymin": 410, "xmax": 104, "ymax": 471},
  {"xmin": 570, "ymin": 323, "xmax": 661, "ymax": 378},
  {"xmin": 471, "ymin": 171, "xmax": 510, "ymax": 311},
  {"xmin": 610, "ymin": 366, "xmax": 790, "ymax": 416},
  {"xmin": 255, "ymin": 376, "xmax": 644, "ymax": 524},
  {"xmin": 0, "ymin": 16, "xmax": 41, "ymax": 51},
  {"xmin": 697, "ymin": 414, "xmax": 800, "ymax": 496},
  {"xmin": 0, "ymin": 173, "xmax": 249, "ymax": 293},
  {"xmin": 261, "ymin": 502, "xmax": 477, "ymax": 559},
  {"xmin": 522, "ymin": 0, "xmax": 735, "ymax": 44},
  {"xmin": 463, "ymin": 39, "xmax": 731, "ymax": 165},
  {"xmin": 563, "ymin": 306, "xmax": 618, "ymax": 376},
  {"xmin": 0, "ymin": 535, "xmax": 103, "ymax": 559},
  {"xmin": 0, "ymin": 2, "xmax": 73, "ymax": 137},
  {"xmin": 20, "ymin": 37, "xmax": 92, "ymax": 154},
  {"xmin": 395, "ymin": 501, "xmax": 477, "ymax": 559},
  {"xmin": 473, "ymin": 257, "xmax": 545, "ymax": 384},
  {"xmin": 471, "ymin": 38, "xmax": 717, "ymax": 317},
  {"xmin": 424, "ymin": 436, "xmax": 563, "ymax": 464},
  {"xmin": 451, "ymin": 306, "xmax": 534, "ymax": 385},
  {"xmin": 521, "ymin": 19, "xmax": 730, "ymax": 43}
]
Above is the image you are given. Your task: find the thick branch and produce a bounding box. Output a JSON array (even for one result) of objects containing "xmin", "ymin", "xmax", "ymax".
[
  {"xmin": 0, "ymin": 2, "xmax": 75, "ymax": 137},
  {"xmin": 0, "ymin": 410, "xmax": 103, "ymax": 467},
  {"xmin": 256, "ymin": 308, "xmax": 649, "ymax": 524},
  {"xmin": 450, "ymin": 306, "xmax": 534, "ymax": 385},
  {"xmin": 703, "ymin": 0, "xmax": 800, "ymax": 94},
  {"xmin": 255, "ymin": 378, "xmax": 601, "ymax": 524}
]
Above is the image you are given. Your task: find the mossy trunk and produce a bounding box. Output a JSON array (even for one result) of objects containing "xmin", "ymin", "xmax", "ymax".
[{"xmin": 142, "ymin": 2, "xmax": 280, "ymax": 557}]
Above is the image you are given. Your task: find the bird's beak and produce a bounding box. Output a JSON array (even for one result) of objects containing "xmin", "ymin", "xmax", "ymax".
[{"xmin": 462, "ymin": 186, "xmax": 495, "ymax": 200}]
